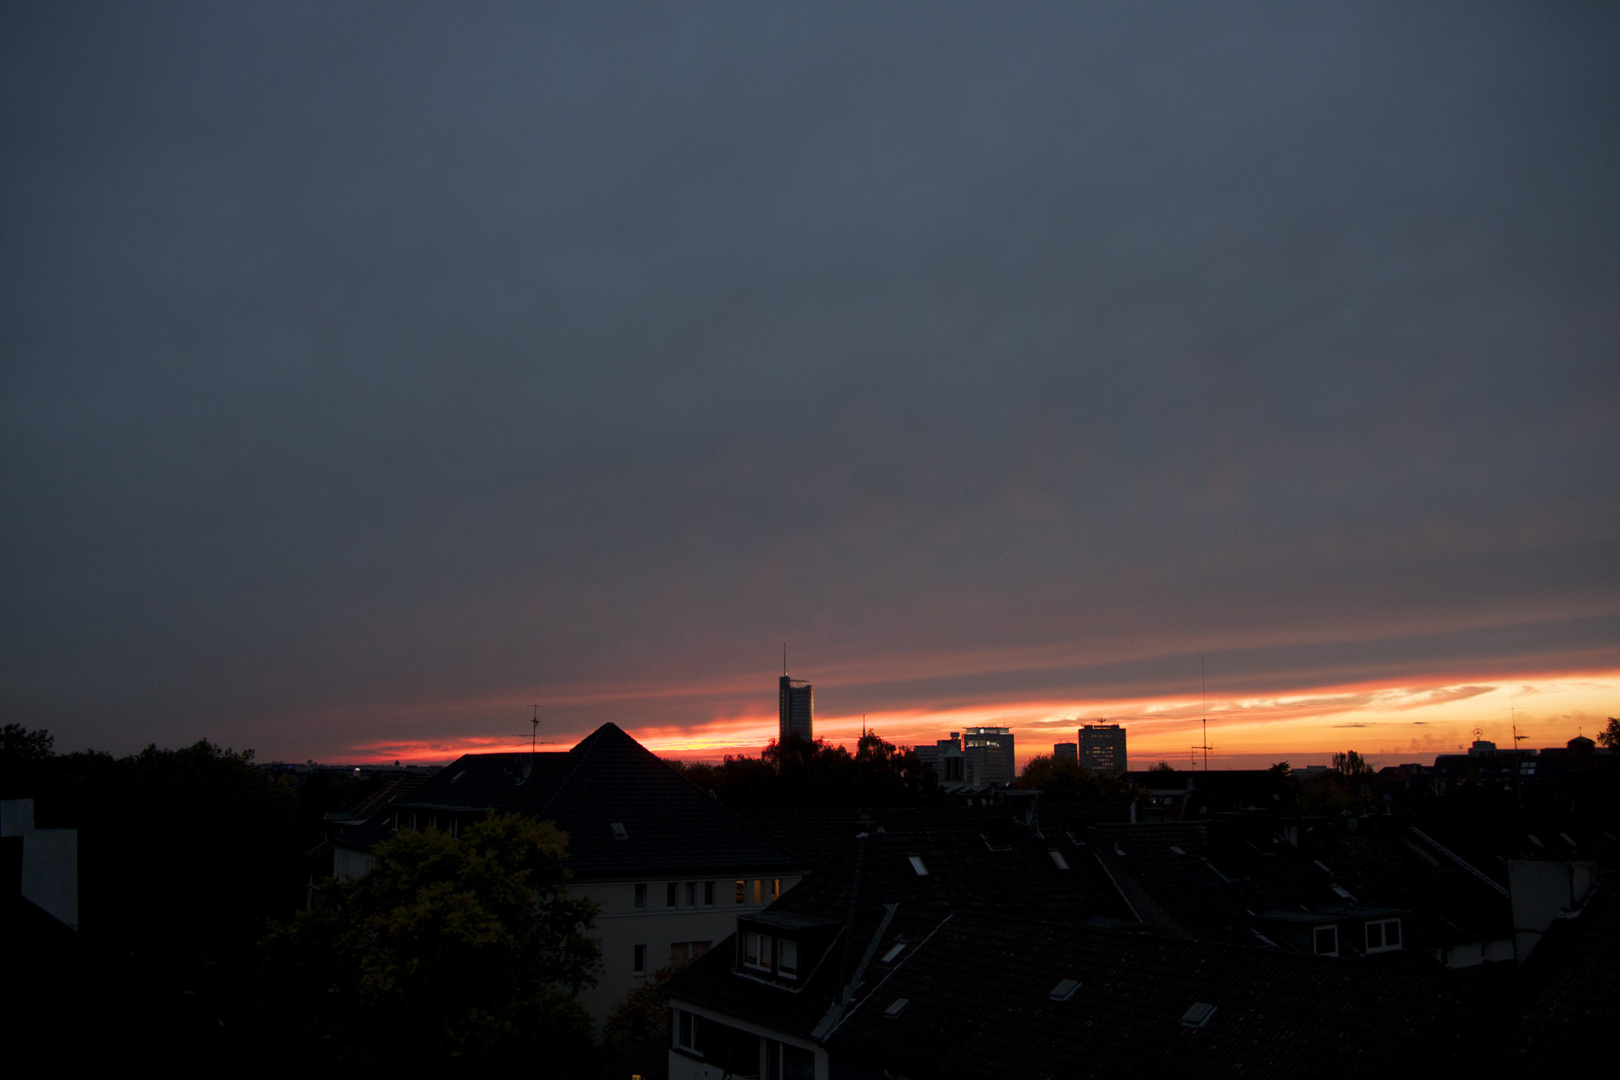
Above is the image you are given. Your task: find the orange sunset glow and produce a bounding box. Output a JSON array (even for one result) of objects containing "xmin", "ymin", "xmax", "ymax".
[{"xmin": 345, "ymin": 668, "xmax": 1620, "ymax": 771}]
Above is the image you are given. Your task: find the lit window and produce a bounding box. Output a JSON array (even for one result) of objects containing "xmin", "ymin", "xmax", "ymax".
[
  {"xmin": 1314, "ymin": 924, "xmax": 1338, "ymax": 956},
  {"xmin": 735, "ymin": 880, "xmax": 745, "ymax": 904},
  {"xmin": 633, "ymin": 944, "xmax": 646, "ymax": 975},
  {"xmin": 908, "ymin": 855, "xmax": 929, "ymax": 876},
  {"xmin": 771, "ymin": 878, "xmax": 782, "ymax": 901},
  {"xmin": 779, "ymin": 938, "xmax": 798, "ymax": 977},
  {"xmin": 634, "ymin": 883, "xmax": 646, "ymax": 910},
  {"xmin": 667, "ymin": 882, "xmax": 678, "ymax": 908},
  {"xmin": 1366, "ymin": 918, "xmax": 1402, "ymax": 953},
  {"xmin": 753, "ymin": 879, "xmax": 763, "ymax": 904}
]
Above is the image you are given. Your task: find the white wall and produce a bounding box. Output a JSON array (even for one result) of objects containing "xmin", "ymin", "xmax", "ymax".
[
  {"xmin": 1, "ymin": 798, "xmax": 78, "ymax": 929},
  {"xmin": 581, "ymin": 872, "xmax": 801, "ymax": 1026}
]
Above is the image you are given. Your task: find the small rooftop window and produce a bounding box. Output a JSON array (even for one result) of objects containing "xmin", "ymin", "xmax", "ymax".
[
  {"xmin": 1181, "ymin": 1002, "xmax": 1218, "ymax": 1029},
  {"xmin": 1113, "ymin": 844, "xmax": 1127, "ymax": 857},
  {"xmin": 880, "ymin": 942, "xmax": 906, "ymax": 963},
  {"xmin": 884, "ymin": 998, "xmax": 909, "ymax": 1018},
  {"xmin": 1251, "ymin": 930, "xmax": 1278, "ymax": 948},
  {"xmin": 1049, "ymin": 850, "xmax": 1070, "ymax": 870},
  {"xmin": 1330, "ymin": 884, "xmax": 1353, "ymax": 900},
  {"xmin": 610, "ymin": 822, "xmax": 628, "ymax": 841},
  {"xmin": 908, "ymin": 855, "xmax": 929, "ymax": 876},
  {"xmin": 1313, "ymin": 859, "xmax": 1333, "ymax": 874},
  {"xmin": 1169, "ymin": 845, "xmax": 1186, "ymax": 856},
  {"xmin": 450, "ymin": 771, "xmax": 466, "ymax": 784},
  {"xmin": 1049, "ymin": 978, "xmax": 1081, "ymax": 1002}
]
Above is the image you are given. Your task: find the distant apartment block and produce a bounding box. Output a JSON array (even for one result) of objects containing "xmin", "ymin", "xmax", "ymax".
[
  {"xmin": 1054, "ymin": 742, "xmax": 1078, "ymax": 760},
  {"xmin": 779, "ymin": 674, "xmax": 812, "ymax": 743},
  {"xmin": 913, "ymin": 733, "xmax": 966, "ymax": 784},
  {"xmin": 1080, "ymin": 723, "xmax": 1126, "ymax": 774},
  {"xmin": 963, "ymin": 726, "xmax": 1015, "ymax": 786}
]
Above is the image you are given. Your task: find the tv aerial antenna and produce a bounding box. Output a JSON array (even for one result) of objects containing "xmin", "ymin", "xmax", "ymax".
[{"xmin": 1189, "ymin": 655, "xmax": 1214, "ymax": 771}]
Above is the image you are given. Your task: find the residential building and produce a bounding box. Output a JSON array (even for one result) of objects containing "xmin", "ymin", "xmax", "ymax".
[
  {"xmin": 666, "ymin": 817, "xmax": 1494, "ymax": 1080},
  {"xmin": 779, "ymin": 674, "xmax": 813, "ymax": 743},
  {"xmin": 331, "ymin": 723, "xmax": 808, "ymax": 1024},
  {"xmin": 1080, "ymin": 723, "xmax": 1126, "ymax": 774}
]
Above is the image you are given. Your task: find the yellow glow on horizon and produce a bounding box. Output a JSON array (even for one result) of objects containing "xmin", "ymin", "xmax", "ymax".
[{"xmin": 339, "ymin": 669, "xmax": 1619, "ymax": 770}]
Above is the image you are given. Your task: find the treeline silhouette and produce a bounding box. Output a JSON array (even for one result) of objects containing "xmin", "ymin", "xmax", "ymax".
[{"xmin": 666, "ymin": 730, "xmax": 938, "ymax": 808}]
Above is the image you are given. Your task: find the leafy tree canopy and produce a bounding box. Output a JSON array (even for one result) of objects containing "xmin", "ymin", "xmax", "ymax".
[
  {"xmin": 1014, "ymin": 754, "xmax": 1135, "ymax": 801},
  {"xmin": 1148, "ymin": 760, "xmax": 1176, "ymax": 774},
  {"xmin": 261, "ymin": 813, "xmax": 600, "ymax": 1074},
  {"xmin": 1, "ymin": 722, "xmax": 53, "ymax": 761},
  {"xmin": 667, "ymin": 730, "xmax": 936, "ymax": 809},
  {"xmin": 1598, "ymin": 718, "xmax": 1620, "ymax": 750}
]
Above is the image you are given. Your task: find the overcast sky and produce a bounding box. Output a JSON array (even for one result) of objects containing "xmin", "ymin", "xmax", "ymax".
[{"xmin": 3, "ymin": 3, "xmax": 1616, "ymax": 761}]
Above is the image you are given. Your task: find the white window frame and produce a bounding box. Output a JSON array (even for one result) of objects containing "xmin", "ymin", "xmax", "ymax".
[
  {"xmin": 1366, "ymin": 917, "xmax": 1402, "ymax": 953},
  {"xmin": 674, "ymin": 1008, "xmax": 698, "ymax": 1053},
  {"xmin": 778, "ymin": 937, "xmax": 798, "ymax": 979}
]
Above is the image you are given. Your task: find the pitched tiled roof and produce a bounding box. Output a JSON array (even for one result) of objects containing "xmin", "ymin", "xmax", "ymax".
[
  {"xmin": 825, "ymin": 912, "xmax": 1494, "ymax": 1080},
  {"xmin": 389, "ymin": 723, "xmax": 804, "ymax": 878},
  {"xmin": 1495, "ymin": 873, "xmax": 1620, "ymax": 1078},
  {"xmin": 667, "ymin": 819, "xmax": 1141, "ymax": 1040}
]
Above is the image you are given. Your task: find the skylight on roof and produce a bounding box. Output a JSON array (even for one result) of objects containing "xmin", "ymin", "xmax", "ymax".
[
  {"xmin": 1181, "ymin": 1002, "xmax": 1217, "ymax": 1029},
  {"xmin": 884, "ymin": 998, "xmax": 909, "ymax": 1018},
  {"xmin": 1331, "ymin": 884, "xmax": 1353, "ymax": 900},
  {"xmin": 1049, "ymin": 978, "xmax": 1080, "ymax": 1002},
  {"xmin": 908, "ymin": 855, "xmax": 929, "ymax": 876},
  {"xmin": 880, "ymin": 942, "xmax": 906, "ymax": 963},
  {"xmin": 1169, "ymin": 845, "xmax": 1186, "ymax": 856},
  {"xmin": 450, "ymin": 771, "xmax": 466, "ymax": 784},
  {"xmin": 1049, "ymin": 850, "xmax": 1070, "ymax": 870},
  {"xmin": 610, "ymin": 822, "xmax": 628, "ymax": 841}
]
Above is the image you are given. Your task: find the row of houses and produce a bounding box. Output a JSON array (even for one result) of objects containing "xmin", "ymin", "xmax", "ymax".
[{"xmin": 318, "ymin": 723, "xmax": 1613, "ymax": 1077}]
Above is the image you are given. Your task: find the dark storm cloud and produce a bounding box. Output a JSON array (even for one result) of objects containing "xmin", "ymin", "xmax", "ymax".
[{"xmin": 2, "ymin": 3, "xmax": 1616, "ymax": 753}]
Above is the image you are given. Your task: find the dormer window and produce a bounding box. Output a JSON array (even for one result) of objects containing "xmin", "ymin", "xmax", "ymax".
[
  {"xmin": 778, "ymin": 938, "xmax": 798, "ymax": 978},
  {"xmin": 610, "ymin": 822, "xmax": 628, "ymax": 840},
  {"xmin": 743, "ymin": 931, "xmax": 773, "ymax": 972},
  {"xmin": 1314, "ymin": 924, "xmax": 1338, "ymax": 956},
  {"xmin": 1365, "ymin": 918, "xmax": 1402, "ymax": 953}
]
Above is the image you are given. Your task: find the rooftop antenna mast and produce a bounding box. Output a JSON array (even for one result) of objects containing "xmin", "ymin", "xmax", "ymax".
[
  {"xmin": 529, "ymin": 703, "xmax": 547, "ymax": 758},
  {"xmin": 1189, "ymin": 655, "xmax": 1213, "ymax": 772},
  {"xmin": 783, "ymin": 642, "xmax": 788, "ymax": 676}
]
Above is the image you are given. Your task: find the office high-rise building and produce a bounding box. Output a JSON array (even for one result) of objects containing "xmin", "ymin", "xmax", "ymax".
[
  {"xmin": 1054, "ymin": 742, "xmax": 1078, "ymax": 761},
  {"xmin": 963, "ymin": 726, "xmax": 1015, "ymax": 786},
  {"xmin": 1080, "ymin": 723, "xmax": 1126, "ymax": 774},
  {"xmin": 779, "ymin": 674, "xmax": 813, "ymax": 743}
]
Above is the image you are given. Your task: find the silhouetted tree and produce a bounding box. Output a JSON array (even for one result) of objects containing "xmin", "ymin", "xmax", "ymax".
[
  {"xmin": 1148, "ymin": 760, "xmax": 1175, "ymax": 774},
  {"xmin": 601, "ymin": 962, "xmax": 686, "ymax": 1080},
  {"xmin": 666, "ymin": 730, "xmax": 934, "ymax": 809},
  {"xmin": 1598, "ymin": 718, "xmax": 1620, "ymax": 750},
  {"xmin": 0, "ymin": 722, "xmax": 53, "ymax": 761},
  {"xmin": 1015, "ymin": 754, "xmax": 1134, "ymax": 801},
  {"xmin": 261, "ymin": 813, "xmax": 599, "ymax": 1075},
  {"xmin": 1332, "ymin": 750, "xmax": 1372, "ymax": 778}
]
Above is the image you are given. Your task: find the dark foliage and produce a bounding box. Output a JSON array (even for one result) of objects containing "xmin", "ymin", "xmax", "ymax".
[
  {"xmin": 1014, "ymin": 754, "xmax": 1136, "ymax": 802},
  {"xmin": 261, "ymin": 814, "xmax": 601, "ymax": 1075},
  {"xmin": 667, "ymin": 730, "xmax": 937, "ymax": 809}
]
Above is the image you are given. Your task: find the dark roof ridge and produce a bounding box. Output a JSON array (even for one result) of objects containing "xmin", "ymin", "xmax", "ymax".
[
  {"xmin": 537, "ymin": 722, "xmax": 805, "ymax": 864},
  {"xmin": 534, "ymin": 721, "xmax": 627, "ymax": 817}
]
